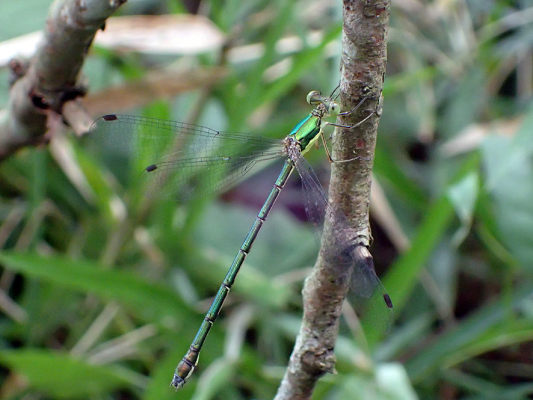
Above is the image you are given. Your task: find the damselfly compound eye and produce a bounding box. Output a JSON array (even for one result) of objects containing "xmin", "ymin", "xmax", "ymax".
[{"xmin": 328, "ymin": 101, "xmax": 340, "ymax": 116}]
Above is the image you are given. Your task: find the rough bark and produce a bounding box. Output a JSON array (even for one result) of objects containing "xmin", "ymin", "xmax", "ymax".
[{"xmin": 273, "ymin": 1, "xmax": 390, "ymax": 399}]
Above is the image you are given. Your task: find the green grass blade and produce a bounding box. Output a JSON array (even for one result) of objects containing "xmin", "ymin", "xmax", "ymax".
[{"xmin": 0, "ymin": 251, "xmax": 187, "ymax": 322}]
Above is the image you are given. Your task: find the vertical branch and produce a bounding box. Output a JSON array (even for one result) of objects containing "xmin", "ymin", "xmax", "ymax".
[
  {"xmin": 331, "ymin": 0, "xmax": 389, "ymax": 239},
  {"xmin": 274, "ymin": 1, "xmax": 390, "ymax": 399}
]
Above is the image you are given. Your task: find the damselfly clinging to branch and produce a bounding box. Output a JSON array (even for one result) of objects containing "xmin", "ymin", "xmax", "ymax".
[{"xmin": 90, "ymin": 89, "xmax": 392, "ymax": 389}]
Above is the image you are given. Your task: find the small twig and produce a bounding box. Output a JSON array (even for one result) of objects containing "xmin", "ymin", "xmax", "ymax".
[
  {"xmin": 274, "ymin": 1, "xmax": 390, "ymax": 399},
  {"xmin": 0, "ymin": 0, "xmax": 126, "ymax": 160}
]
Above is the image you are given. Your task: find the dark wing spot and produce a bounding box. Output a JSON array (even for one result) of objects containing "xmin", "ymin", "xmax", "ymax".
[
  {"xmin": 383, "ymin": 294, "xmax": 393, "ymax": 309},
  {"xmin": 102, "ymin": 114, "xmax": 118, "ymax": 121},
  {"xmin": 146, "ymin": 164, "xmax": 158, "ymax": 172}
]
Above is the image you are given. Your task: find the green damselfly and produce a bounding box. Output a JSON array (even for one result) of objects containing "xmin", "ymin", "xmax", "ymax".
[{"xmin": 90, "ymin": 90, "xmax": 393, "ymax": 389}]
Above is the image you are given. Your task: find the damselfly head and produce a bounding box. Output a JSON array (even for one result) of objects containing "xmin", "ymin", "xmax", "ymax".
[{"xmin": 307, "ymin": 91, "xmax": 341, "ymax": 117}]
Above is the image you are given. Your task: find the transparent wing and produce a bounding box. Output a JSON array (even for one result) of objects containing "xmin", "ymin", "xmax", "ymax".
[
  {"xmin": 347, "ymin": 245, "xmax": 393, "ymax": 333},
  {"xmin": 88, "ymin": 114, "xmax": 284, "ymax": 200},
  {"xmin": 291, "ymin": 152, "xmax": 393, "ymax": 328}
]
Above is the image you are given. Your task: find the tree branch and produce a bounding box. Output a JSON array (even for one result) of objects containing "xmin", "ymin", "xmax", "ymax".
[
  {"xmin": 0, "ymin": 0, "xmax": 126, "ymax": 161},
  {"xmin": 273, "ymin": 1, "xmax": 390, "ymax": 399},
  {"xmin": 333, "ymin": 0, "xmax": 389, "ymax": 233}
]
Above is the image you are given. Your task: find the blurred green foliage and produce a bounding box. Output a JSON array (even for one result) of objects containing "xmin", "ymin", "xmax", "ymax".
[{"xmin": 1, "ymin": 0, "xmax": 533, "ymax": 399}]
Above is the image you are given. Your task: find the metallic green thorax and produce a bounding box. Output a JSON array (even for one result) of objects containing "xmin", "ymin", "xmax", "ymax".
[{"xmin": 288, "ymin": 104, "xmax": 327, "ymax": 153}]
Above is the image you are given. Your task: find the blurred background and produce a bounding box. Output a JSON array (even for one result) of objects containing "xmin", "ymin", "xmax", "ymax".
[{"xmin": 0, "ymin": 0, "xmax": 533, "ymax": 399}]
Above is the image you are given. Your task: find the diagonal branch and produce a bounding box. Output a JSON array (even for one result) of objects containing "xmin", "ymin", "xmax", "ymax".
[
  {"xmin": 0, "ymin": 0, "xmax": 126, "ymax": 161},
  {"xmin": 273, "ymin": 1, "xmax": 390, "ymax": 399}
]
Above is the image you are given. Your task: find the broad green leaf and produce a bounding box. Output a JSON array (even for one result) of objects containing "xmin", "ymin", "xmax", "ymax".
[
  {"xmin": 0, "ymin": 349, "xmax": 136, "ymax": 398},
  {"xmin": 406, "ymin": 284, "xmax": 533, "ymax": 381},
  {"xmin": 482, "ymin": 104, "xmax": 533, "ymax": 270},
  {"xmin": 0, "ymin": 252, "xmax": 187, "ymax": 322},
  {"xmin": 447, "ymin": 171, "xmax": 479, "ymax": 245},
  {"xmin": 382, "ymin": 195, "xmax": 454, "ymax": 313}
]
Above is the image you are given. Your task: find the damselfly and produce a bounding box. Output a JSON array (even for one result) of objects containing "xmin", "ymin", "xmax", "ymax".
[{"xmin": 90, "ymin": 90, "xmax": 393, "ymax": 389}]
